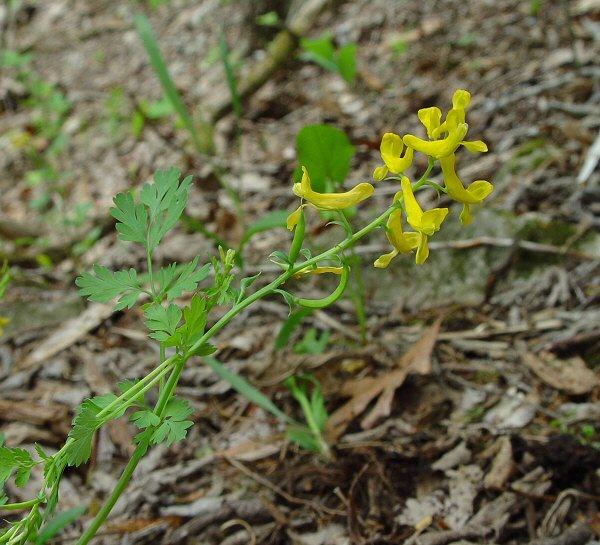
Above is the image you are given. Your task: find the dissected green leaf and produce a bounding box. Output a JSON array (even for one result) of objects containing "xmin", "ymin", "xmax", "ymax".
[
  {"xmin": 75, "ymin": 265, "xmax": 143, "ymax": 310},
  {"xmin": 157, "ymin": 257, "xmax": 210, "ymax": 301},
  {"xmin": 130, "ymin": 410, "xmax": 161, "ymax": 429},
  {"xmin": 65, "ymin": 399, "xmax": 104, "ymax": 466},
  {"xmin": 150, "ymin": 397, "xmax": 194, "ymax": 447},
  {"xmin": 110, "ymin": 191, "xmax": 148, "ymax": 245},
  {"xmin": 296, "ymin": 124, "xmax": 355, "ymax": 191},
  {"xmin": 141, "ymin": 167, "xmax": 193, "ymax": 250},
  {"xmin": 144, "ymin": 303, "xmax": 182, "ymax": 342},
  {"xmin": 14, "ymin": 465, "xmax": 32, "ymax": 488},
  {"xmin": 175, "ymin": 293, "xmax": 208, "ymax": 350}
]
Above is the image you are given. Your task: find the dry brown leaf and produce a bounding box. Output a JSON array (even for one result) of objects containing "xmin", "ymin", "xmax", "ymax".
[
  {"xmin": 524, "ymin": 351, "xmax": 599, "ymax": 395},
  {"xmin": 484, "ymin": 436, "xmax": 514, "ymax": 489},
  {"xmin": 325, "ymin": 317, "xmax": 442, "ymax": 440}
]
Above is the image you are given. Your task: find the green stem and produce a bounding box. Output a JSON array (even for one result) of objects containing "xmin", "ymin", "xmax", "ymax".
[
  {"xmin": 95, "ymin": 356, "xmax": 176, "ymax": 419},
  {"xmin": 75, "ymin": 443, "xmax": 146, "ymax": 545},
  {"xmin": 0, "ymin": 499, "xmax": 39, "ymax": 511}
]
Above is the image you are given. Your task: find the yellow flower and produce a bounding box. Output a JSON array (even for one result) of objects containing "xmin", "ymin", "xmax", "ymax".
[
  {"xmin": 403, "ymin": 90, "xmax": 488, "ymax": 158},
  {"xmin": 294, "ymin": 265, "xmax": 344, "ymax": 278},
  {"xmin": 373, "ymin": 133, "xmax": 414, "ymax": 181},
  {"xmin": 402, "ymin": 177, "xmax": 448, "ymax": 264},
  {"xmin": 0, "ymin": 317, "xmax": 9, "ymax": 337},
  {"xmin": 293, "ymin": 166, "xmax": 374, "ymax": 210},
  {"xmin": 374, "ymin": 191, "xmax": 419, "ymax": 268},
  {"xmin": 439, "ymin": 154, "xmax": 494, "ymax": 225}
]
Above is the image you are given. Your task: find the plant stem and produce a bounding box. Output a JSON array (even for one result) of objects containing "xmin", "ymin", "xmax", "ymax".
[
  {"xmin": 75, "ymin": 443, "xmax": 146, "ymax": 545},
  {"xmin": 0, "ymin": 499, "xmax": 39, "ymax": 511}
]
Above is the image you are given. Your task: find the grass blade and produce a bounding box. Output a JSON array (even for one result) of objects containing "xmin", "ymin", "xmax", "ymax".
[
  {"xmin": 134, "ymin": 14, "xmax": 201, "ymax": 151},
  {"xmin": 203, "ymin": 356, "xmax": 296, "ymax": 425},
  {"xmin": 218, "ymin": 26, "xmax": 242, "ymax": 124}
]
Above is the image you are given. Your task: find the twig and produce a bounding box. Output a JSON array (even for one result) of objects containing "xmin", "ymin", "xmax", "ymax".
[{"xmin": 225, "ymin": 457, "xmax": 344, "ymax": 517}]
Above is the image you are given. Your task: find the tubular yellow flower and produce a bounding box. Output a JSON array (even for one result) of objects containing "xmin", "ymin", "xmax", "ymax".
[
  {"xmin": 401, "ymin": 177, "xmax": 448, "ymax": 264},
  {"xmin": 294, "ymin": 166, "xmax": 374, "ymax": 210},
  {"xmin": 403, "ymin": 89, "xmax": 488, "ymax": 158},
  {"xmin": 439, "ymin": 154, "xmax": 494, "ymax": 225},
  {"xmin": 374, "ymin": 191, "xmax": 419, "ymax": 268},
  {"xmin": 373, "ymin": 133, "xmax": 414, "ymax": 181}
]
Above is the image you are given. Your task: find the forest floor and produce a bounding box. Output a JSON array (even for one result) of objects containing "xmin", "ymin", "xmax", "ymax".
[{"xmin": 1, "ymin": 0, "xmax": 600, "ymax": 544}]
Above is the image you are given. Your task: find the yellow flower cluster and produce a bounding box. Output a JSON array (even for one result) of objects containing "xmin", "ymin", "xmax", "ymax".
[{"xmin": 287, "ymin": 90, "xmax": 493, "ymax": 268}]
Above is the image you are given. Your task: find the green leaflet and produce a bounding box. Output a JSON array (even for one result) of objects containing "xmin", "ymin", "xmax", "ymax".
[
  {"xmin": 156, "ymin": 257, "xmax": 211, "ymax": 301},
  {"xmin": 150, "ymin": 397, "xmax": 194, "ymax": 447},
  {"xmin": 64, "ymin": 395, "xmax": 121, "ymax": 467},
  {"xmin": 140, "ymin": 168, "xmax": 193, "ymax": 251},
  {"xmin": 144, "ymin": 303, "xmax": 182, "ymax": 343},
  {"xmin": 0, "ymin": 447, "xmax": 33, "ymax": 489},
  {"xmin": 75, "ymin": 265, "xmax": 143, "ymax": 310}
]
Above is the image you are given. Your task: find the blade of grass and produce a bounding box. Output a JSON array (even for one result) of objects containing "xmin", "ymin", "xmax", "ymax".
[
  {"xmin": 134, "ymin": 14, "xmax": 202, "ymax": 152},
  {"xmin": 218, "ymin": 25, "xmax": 242, "ymax": 126},
  {"xmin": 203, "ymin": 355, "xmax": 296, "ymax": 425}
]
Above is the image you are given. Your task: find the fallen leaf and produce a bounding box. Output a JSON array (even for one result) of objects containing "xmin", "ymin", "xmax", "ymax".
[
  {"xmin": 325, "ymin": 317, "xmax": 441, "ymax": 440},
  {"xmin": 524, "ymin": 351, "xmax": 599, "ymax": 395}
]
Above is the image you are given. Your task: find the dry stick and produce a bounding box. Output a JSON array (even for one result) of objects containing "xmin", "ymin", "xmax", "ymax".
[
  {"xmin": 210, "ymin": 0, "xmax": 333, "ymax": 124},
  {"xmin": 225, "ymin": 457, "xmax": 345, "ymax": 517}
]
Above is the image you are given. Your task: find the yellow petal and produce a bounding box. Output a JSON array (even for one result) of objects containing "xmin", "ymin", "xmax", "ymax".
[
  {"xmin": 461, "ymin": 140, "xmax": 488, "ymax": 153},
  {"xmin": 403, "ymin": 122, "xmax": 468, "ymax": 159},
  {"xmin": 386, "ymin": 208, "xmax": 419, "ymax": 253},
  {"xmin": 287, "ymin": 205, "xmax": 303, "ymax": 231},
  {"xmin": 373, "ymin": 165, "xmax": 388, "ymax": 181},
  {"xmin": 440, "ymin": 155, "xmax": 493, "ymax": 205},
  {"xmin": 459, "ymin": 204, "xmax": 473, "ymax": 225},
  {"xmin": 452, "ymin": 89, "xmax": 471, "ymax": 110},
  {"xmin": 415, "ymin": 234, "xmax": 430, "ymax": 264},
  {"xmin": 374, "ymin": 250, "xmax": 398, "ymax": 269},
  {"xmin": 401, "ymin": 176, "xmax": 423, "ymax": 227},
  {"xmin": 420, "ymin": 208, "xmax": 449, "ymax": 235},
  {"xmin": 417, "ymin": 107, "xmax": 442, "ymax": 139},
  {"xmin": 468, "ymin": 180, "xmax": 494, "ymax": 200},
  {"xmin": 380, "ymin": 133, "xmax": 414, "ymax": 173},
  {"xmin": 293, "ymin": 166, "xmax": 374, "ymax": 210}
]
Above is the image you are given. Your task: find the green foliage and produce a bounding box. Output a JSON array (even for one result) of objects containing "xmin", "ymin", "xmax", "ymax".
[
  {"xmin": 275, "ymin": 307, "xmax": 314, "ymax": 350},
  {"xmin": 256, "ymin": 10, "xmax": 280, "ymax": 27},
  {"xmin": 284, "ymin": 375, "xmax": 329, "ymax": 456},
  {"xmin": 76, "ymin": 266, "xmax": 144, "ymax": 310},
  {"xmin": 157, "ymin": 258, "xmax": 211, "ymax": 302},
  {"xmin": 35, "ymin": 505, "xmax": 87, "ymax": 545},
  {"xmin": 134, "ymin": 14, "xmax": 202, "ymax": 152},
  {"xmin": 219, "ymin": 26, "xmax": 242, "ymax": 124},
  {"xmin": 144, "ymin": 303, "xmax": 182, "ymax": 343},
  {"xmin": 293, "ymin": 327, "xmax": 330, "ymax": 354},
  {"xmin": 0, "ymin": 447, "xmax": 34, "ymax": 490},
  {"xmin": 296, "ymin": 124, "xmax": 355, "ymax": 191},
  {"xmin": 149, "ymin": 398, "xmax": 194, "ymax": 447},
  {"xmin": 299, "ymin": 33, "xmax": 357, "ymax": 84}
]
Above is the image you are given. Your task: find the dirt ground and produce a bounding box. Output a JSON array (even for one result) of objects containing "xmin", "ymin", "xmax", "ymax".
[{"xmin": 1, "ymin": 0, "xmax": 600, "ymax": 544}]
